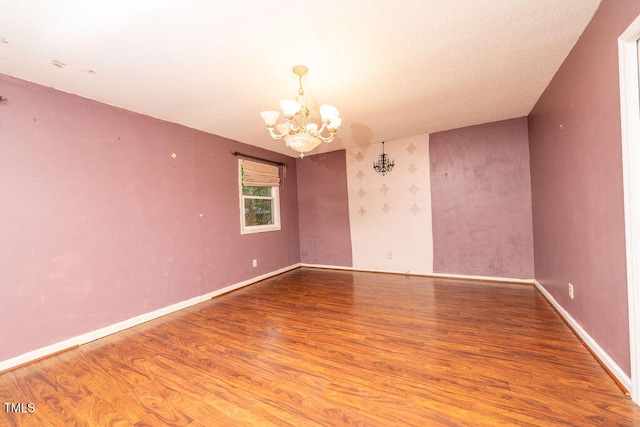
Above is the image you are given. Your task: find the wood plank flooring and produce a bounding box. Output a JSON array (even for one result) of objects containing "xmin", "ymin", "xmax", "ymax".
[{"xmin": 2, "ymin": 267, "xmax": 640, "ymax": 426}]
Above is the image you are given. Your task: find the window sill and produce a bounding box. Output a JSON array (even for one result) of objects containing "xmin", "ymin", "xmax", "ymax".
[{"xmin": 240, "ymin": 224, "xmax": 281, "ymax": 235}]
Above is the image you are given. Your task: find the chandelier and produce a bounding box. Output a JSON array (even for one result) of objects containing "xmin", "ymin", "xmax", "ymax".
[
  {"xmin": 260, "ymin": 65, "xmax": 341, "ymax": 158},
  {"xmin": 373, "ymin": 141, "xmax": 394, "ymax": 175}
]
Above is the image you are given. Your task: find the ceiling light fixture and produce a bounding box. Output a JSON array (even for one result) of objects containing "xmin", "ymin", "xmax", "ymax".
[
  {"xmin": 260, "ymin": 65, "xmax": 341, "ymax": 158},
  {"xmin": 373, "ymin": 141, "xmax": 394, "ymax": 176}
]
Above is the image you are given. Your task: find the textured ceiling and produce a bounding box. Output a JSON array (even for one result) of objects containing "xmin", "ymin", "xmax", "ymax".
[{"xmin": 0, "ymin": 0, "xmax": 601, "ymax": 157}]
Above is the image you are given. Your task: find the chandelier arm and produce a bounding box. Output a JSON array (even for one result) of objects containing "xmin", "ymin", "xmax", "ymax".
[
  {"xmin": 315, "ymin": 122, "xmax": 329, "ymax": 135},
  {"xmin": 266, "ymin": 127, "xmax": 287, "ymax": 140},
  {"xmin": 316, "ymin": 131, "xmax": 336, "ymax": 143}
]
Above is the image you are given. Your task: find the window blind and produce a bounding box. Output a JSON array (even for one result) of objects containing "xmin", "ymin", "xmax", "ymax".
[{"xmin": 242, "ymin": 160, "xmax": 280, "ymax": 187}]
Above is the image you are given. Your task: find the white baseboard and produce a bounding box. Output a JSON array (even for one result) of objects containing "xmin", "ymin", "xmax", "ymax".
[
  {"xmin": 533, "ymin": 279, "xmax": 632, "ymax": 392},
  {"xmin": 300, "ymin": 263, "xmax": 534, "ymax": 285},
  {"xmin": 423, "ymin": 271, "xmax": 533, "ymax": 285},
  {"xmin": 0, "ymin": 263, "xmax": 301, "ymax": 373}
]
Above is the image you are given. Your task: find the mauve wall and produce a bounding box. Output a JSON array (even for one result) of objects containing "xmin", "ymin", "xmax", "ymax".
[
  {"xmin": 196, "ymin": 138, "xmax": 300, "ymax": 286},
  {"xmin": 0, "ymin": 74, "xmax": 300, "ymax": 362},
  {"xmin": 296, "ymin": 150, "xmax": 352, "ymax": 266},
  {"xmin": 528, "ymin": 0, "xmax": 640, "ymax": 375},
  {"xmin": 430, "ymin": 117, "xmax": 534, "ymax": 279}
]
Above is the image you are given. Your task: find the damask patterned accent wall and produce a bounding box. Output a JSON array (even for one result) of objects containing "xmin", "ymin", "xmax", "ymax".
[{"xmin": 345, "ymin": 135, "xmax": 434, "ymax": 274}]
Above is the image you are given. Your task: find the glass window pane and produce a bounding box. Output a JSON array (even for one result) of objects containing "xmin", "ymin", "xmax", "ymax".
[
  {"xmin": 244, "ymin": 198, "xmax": 273, "ymax": 226},
  {"xmin": 242, "ymin": 185, "xmax": 272, "ymax": 197}
]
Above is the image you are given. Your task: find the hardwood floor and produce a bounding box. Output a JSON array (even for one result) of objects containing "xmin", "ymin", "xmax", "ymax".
[{"xmin": 2, "ymin": 267, "xmax": 640, "ymax": 426}]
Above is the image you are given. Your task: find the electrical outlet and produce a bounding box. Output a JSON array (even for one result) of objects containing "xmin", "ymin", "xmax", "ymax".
[
  {"xmin": 252, "ymin": 259, "xmax": 257, "ymax": 268},
  {"xmin": 387, "ymin": 251, "xmax": 393, "ymax": 259},
  {"xmin": 568, "ymin": 283, "xmax": 574, "ymax": 299}
]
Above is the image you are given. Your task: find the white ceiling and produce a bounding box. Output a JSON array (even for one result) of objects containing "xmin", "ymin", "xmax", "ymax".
[{"xmin": 0, "ymin": 0, "xmax": 601, "ymax": 157}]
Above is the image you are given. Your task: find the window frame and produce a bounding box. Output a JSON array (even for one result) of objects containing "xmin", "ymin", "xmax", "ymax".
[{"xmin": 238, "ymin": 159, "xmax": 281, "ymax": 234}]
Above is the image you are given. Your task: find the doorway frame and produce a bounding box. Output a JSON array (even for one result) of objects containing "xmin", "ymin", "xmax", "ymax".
[{"xmin": 619, "ymin": 14, "xmax": 640, "ymax": 405}]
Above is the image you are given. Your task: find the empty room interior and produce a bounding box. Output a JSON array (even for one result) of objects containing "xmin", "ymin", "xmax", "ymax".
[{"xmin": 2, "ymin": 0, "xmax": 640, "ymax": 425}]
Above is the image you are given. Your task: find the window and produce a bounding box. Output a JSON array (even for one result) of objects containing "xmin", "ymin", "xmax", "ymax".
[{"xmin": 239, "ymin": 159, "xmax": 281, "ymax": 234}]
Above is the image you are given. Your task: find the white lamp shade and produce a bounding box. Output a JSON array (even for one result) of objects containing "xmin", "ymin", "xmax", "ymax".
[
  {"xmin": 260, "ymin": 110, "xmax": 280, "ymax": 127},
  {"xmin": 280, "ymin": 100, "xmax": 301, "ymax": 118},
  {"xmin": 306, "ymin": 123, "xmax": 318, "ymax": 133},
  {"xmin": 327, "ymin": 116, "xmax": 342, "ymax": 131},
  {"xmin": 320, "ymin": 104, "xmax": 339, "ymax": 122}
]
